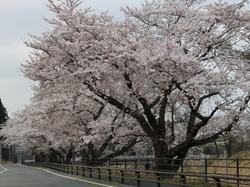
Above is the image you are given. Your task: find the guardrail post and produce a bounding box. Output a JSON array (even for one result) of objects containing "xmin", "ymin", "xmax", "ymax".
[
  {"xmin": 204, "ymin": 158, "xmax": 208, "ymax": 184},
  {"xmin": 116, "ymin": 159, "xmax": 118, "ymax": 169},
  {"xmin": 108, "ymin": 169, "xmax": 112, "ymax": 181},
  {"xmin": 156, "ymin": 173, "xmax": 161, "ymax": 187},
  {"xmin": 236, "ymin": 158, "xmax": 240, "ymax": 187},
  {"xmin": 135, "ymin": 159, "xmax": 138, "ymax": 170},
  {"xmin": 82, "ymin": 167, "xmax": 85, "ymax": 177},
  {"xmin": 145, "ymin": 158, "xmax": 150, "ymax": 170},
  {"xmin": 135, "ymin": 171, "xmax": 140, "ymax": 187},
  {"xmin": 124, "ymin": 160, "xmax": 127, "ymax": 170},
  {"xmin": 98, "ymin": 168, "xmax": 101, "ymax": 179},
  {"xmin": 76, "ymin": 166, "xmax": 79, "ymax": 175},
  {"xmin": 71, "ymin": 166, "xmax": 74, "ymax": 174},
  {"xmin": 89, "ymin": 168, "xmax": 92, "ymax": 178},
  {"xmin": 120, "ymin": 170, "xmax": 125, "ymax": 184}
]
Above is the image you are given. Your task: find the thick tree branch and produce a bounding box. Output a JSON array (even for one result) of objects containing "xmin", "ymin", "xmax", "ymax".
[
  {"xmin": 195, "ymin": 106, "xmax": 219, "ymax": 123},
  {"xmin": 149, "ymin": 96, "xmax": 161, "ymax": 108},
  {"xmin": 95, "ymin": 135, "xmax": 113, "ymax": 158},
  {"xmin": 192, "ymin": 130, "xmax": 224, "ymax": 146},
  {"xmin": 85, "ymin": 82, "xmax": 154, "ymax": 136},
  {"xmin": 102, "ymin": 138, "xmax": 141, "ymax": 160},
  {"xmin": 175, "ymin": 82, "xmax": 196, "ymax": 110},
  {"xmin": 158, "ymin": 83, "xmax": 174, "ymax": 128},
  {"xmin": 195, "ymin": 92, "xmax": 219, "ymax": 112},
  {"xmin": 93, "ymin": 104, "xmax": 105, "ymax": 121},
  {"xmin": 193, "ymin": 94, "xmax": 250, "ymax": 146},
  {"xmin": 123, "ymin": 62, "xmax": 157, "ymax": 129}
]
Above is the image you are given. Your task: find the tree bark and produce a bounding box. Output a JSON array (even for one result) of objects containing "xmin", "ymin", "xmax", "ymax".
[
  {"xmin": 48, "ymin": 149, "xmax": 62, "ymax": 163},
  {"xmin": 152, "ymin": 139, "xmax": 188, "ymax": 175},
  {"xmin": 153, "ymin": 140, "xmax": 168, "ymax": 170},
  {"xmin": 65, "ymin": 149, "xmax": 73, "ymax": 164}
]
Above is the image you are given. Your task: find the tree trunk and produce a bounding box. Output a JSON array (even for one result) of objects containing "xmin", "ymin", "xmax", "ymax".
[
  {"xmin": 48, "ymin": 150, "xmax": 61, "ymax": 163},
  {"xmin": 64, "ymin": 149, "xmax": 73, "ymax": 164},
  {"xmin": 153, "ymin": 140, "xmax": 168, "ymax": 170},
  {"xmin": 35, "ymin": 153, "xmax": 47, "ymax": 162},
  {"xmin": 152, "ymin": 139, "xmax": 188, "ymax": 174}
]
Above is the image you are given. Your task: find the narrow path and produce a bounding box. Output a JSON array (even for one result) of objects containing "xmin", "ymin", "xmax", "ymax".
[{"xmin": 0, "ymin": 164, "xmax": 112, "ymax": 187}]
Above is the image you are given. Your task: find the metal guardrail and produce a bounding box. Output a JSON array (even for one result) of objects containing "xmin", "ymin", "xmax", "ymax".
[
  {"xmin": 80, "ymin": 158, "xmax": 250, "ymax": 178},
  {"xmin": 25, "ymin": 162, "xmax": 250, "ymax": 187}
]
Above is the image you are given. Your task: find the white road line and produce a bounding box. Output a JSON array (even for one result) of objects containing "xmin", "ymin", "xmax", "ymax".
[
  {"xmin": 42, "ymin": 169, "xmax": 114, "ymax": 187},
  {"xmin": 0, "ymin": 165, "xmax": 8, "ymax": 175},
  {"xmin": 18, "ymin": 164, "xmax": 114, "ymax": 187}
]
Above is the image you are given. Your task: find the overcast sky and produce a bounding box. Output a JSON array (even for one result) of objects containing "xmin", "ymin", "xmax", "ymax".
[{"xmin": 0, "ymin": 0, "xmax": 145, "ymax": 115}]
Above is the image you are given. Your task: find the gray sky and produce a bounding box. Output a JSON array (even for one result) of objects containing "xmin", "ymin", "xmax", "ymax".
[{"xmin": 0, "ymin": 0, "xmax": 143, "ymax": 115}]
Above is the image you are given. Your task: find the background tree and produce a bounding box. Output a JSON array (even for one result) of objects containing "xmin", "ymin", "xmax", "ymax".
[
  {"xmin": 2, "ymin": 85, "xmax": 142, "ymax": 164},
  {"xmin": 0, "ymin": 99, "xmax": 8, "ymax": 124}
]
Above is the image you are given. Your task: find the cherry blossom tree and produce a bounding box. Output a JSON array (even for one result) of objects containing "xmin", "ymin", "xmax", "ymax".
[
  {"xmin": 2, "ymin": 84, "xmax": 142, "ymax": 163},
  {"xmin": 19, "ymin": 0, "xmax": 250, "ymax": 170}
]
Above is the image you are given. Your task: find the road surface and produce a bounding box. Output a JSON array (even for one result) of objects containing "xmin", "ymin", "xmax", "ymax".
[{"xmin": 0, "ymin": 164, "xmax": 111, "ymax": 187}]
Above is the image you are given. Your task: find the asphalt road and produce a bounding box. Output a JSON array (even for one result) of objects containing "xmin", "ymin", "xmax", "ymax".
[{"xmin": 0, "ymin": 164, "xmax": 110, "ymax": 187}]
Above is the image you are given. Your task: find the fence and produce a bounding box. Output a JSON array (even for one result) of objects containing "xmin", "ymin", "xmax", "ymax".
[
  {"xmin": 80, "ymin": 158, "xmax": 250, "ymax": 178},
  {"xmin": 25, "ymin": 162, "xmax": 250, "ymax": 187}
]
